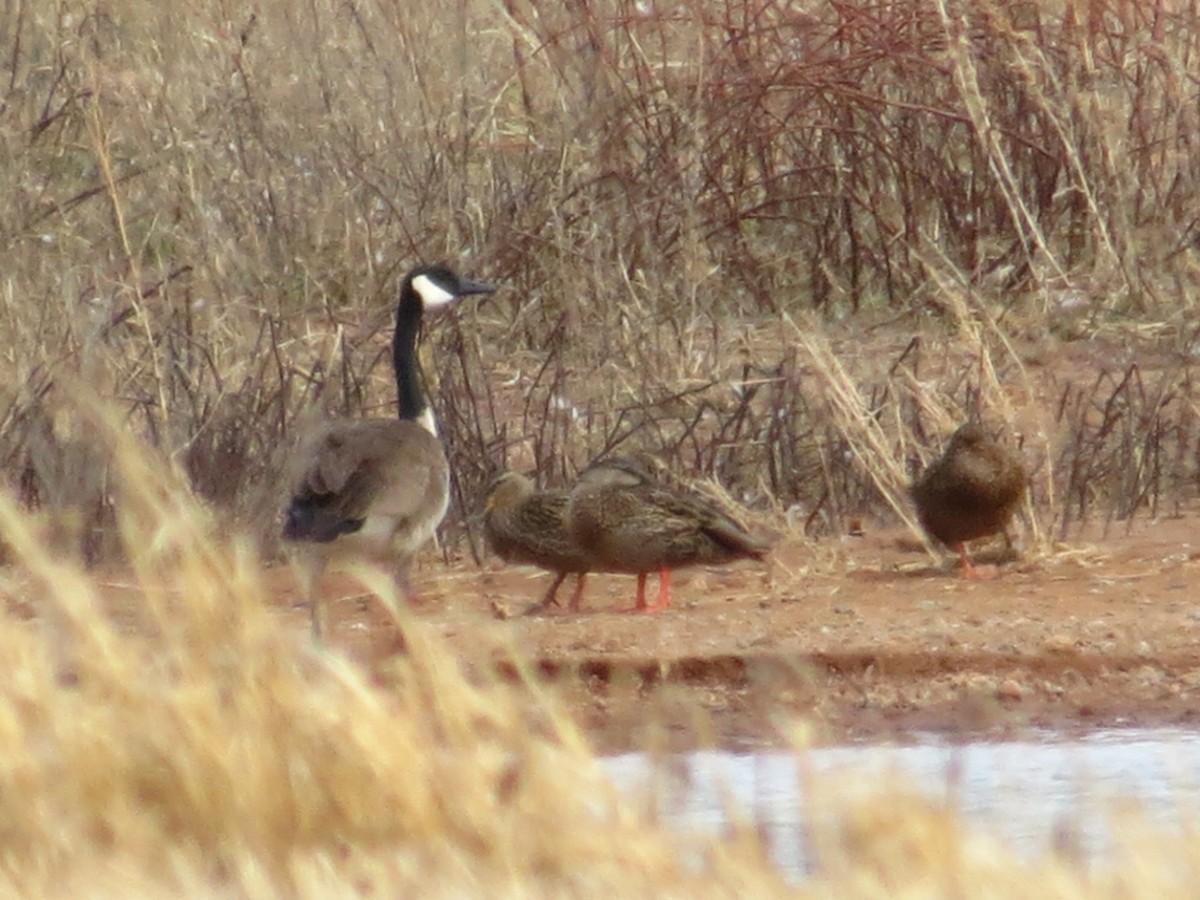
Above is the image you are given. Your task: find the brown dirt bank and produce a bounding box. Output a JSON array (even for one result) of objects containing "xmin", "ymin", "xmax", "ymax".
[{"xmin": 258, "ymin": 509, "xmax": 1200, "ymax": 753}]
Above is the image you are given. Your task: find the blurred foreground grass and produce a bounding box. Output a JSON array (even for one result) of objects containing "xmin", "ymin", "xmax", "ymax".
[{"xmin": 0, "ymin": 408, "xmax": 1196, "ymax": 897}]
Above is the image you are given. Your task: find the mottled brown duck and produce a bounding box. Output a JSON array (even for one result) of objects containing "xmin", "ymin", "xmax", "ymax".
[
  {"xmin": 911, "ymin": 423, "xmax": 1027, "ymax": 578},
  {"xmin": 282, "ymin": 264, "xmax": 495, "ymax": 639},
  {"xmin": 483, "ymin": 471, "xmax": 593, "ymax": 613},
  {"xmin": 566, "ymin": 456, "xmax": 770, "ymax": 612}
]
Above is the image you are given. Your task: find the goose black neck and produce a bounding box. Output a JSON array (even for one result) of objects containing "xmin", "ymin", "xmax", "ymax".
[{"xmin": 393, "ymin": 294, "xmax": 426, "ymax": 421}]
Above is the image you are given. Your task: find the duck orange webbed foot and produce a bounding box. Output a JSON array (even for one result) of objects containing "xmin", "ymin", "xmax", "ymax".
[{"xmin": 957, "ymin": 544, "xmax": 996, "ymax": 580}]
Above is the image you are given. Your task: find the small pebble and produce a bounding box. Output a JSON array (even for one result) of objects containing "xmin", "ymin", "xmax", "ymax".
[
  {"xmin": 997, "ymin": 679, "xmax": 1026, "ymax": 701},
  {"xmin": 1044, "ymin": 634, "xmax": 1076, "ymax": 654}
]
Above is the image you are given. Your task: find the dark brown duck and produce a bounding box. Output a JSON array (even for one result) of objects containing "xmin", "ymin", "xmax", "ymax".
[{"xmin": 911, "ymin": 423, "xmax": 1027, "ymax": 578}]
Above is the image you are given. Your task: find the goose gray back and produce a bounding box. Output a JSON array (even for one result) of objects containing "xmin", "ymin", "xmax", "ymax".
[{"xmin": 283, "ymin": 264, "xmax": 495, "ymax": 639}]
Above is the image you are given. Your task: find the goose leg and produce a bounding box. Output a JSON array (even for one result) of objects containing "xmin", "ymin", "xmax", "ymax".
[
  {"xmin": 291, "ymin": 551, "xmax": 328, "ymax": 641},
  {"xmin": 396, "ymin": 567, "xmax": 423, "ymax": 605},
  {"xmin": 308, "ymin": 559, "xmax": 328, "ymax": 641},
  {"xmin": 311, "ymin": 595, "xmax": 326, "ymax": 641}
]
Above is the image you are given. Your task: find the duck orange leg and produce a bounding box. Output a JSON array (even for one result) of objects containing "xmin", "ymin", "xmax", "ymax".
[
  {"xmin": 957, "ymin": 543, "xmax": 989, "ymax": 580},
  {"xmin": 643, "ymin": 566, "xmax": 672, "ymax": 611},
  {"xmin": 525, "ymin": 572, "xmax": 569, "ymax": 615},
  {"xmin": 567, "ymin": 573, "xmax": 588, "ymax": 612},
  {"xmin": 622, "ymin": 567, "xmax": 672, "ymax": 613}
]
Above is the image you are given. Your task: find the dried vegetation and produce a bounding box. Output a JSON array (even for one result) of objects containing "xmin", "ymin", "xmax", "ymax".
[{"xmin": 2, "ymin": 0, "xmax": 1200, "ymax": 893}]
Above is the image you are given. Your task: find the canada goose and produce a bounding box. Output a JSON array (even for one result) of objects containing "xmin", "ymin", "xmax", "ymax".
[
  {"xmin": 566, "ymin": 456, "xmax": 770, "ymax": 612},
  {"xmin": 911, "ymin": 423, "xmax": 1027, "ymax": 578},
  {"xmin": 283, "ymin": 263, "xmax": 495, "ymax": 638},
  {"xmin": 482, "ymin": 471, "xmax": 592, "ymax": 613}
]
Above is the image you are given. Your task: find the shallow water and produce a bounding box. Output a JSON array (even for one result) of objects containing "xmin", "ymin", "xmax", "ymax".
[{"xmin": 601, "ymin": 728, "xmax": 1200, "ymax": 874}]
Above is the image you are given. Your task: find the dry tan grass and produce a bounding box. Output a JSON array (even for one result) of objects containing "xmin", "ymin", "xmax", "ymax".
[
  {"xmin": 0, "ymin": 409, "xmax": 705, "ymax": 896},
  {"xmin": 1, "ymin": 0, "xmax": 1198, "ymax": 565},
  {"xmin": 3, "ymin": 2, "xmax": 1200, "ymax": 890}
]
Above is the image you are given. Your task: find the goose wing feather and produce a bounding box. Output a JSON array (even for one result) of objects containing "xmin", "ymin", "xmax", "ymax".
[{"xmin": 286, "ymin": 419, "xmax": 445, "ymax": 541}]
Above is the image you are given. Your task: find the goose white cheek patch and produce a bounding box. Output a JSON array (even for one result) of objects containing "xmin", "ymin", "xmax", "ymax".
[{"xmin": 411, "ymin": 274, "xmax": 458, "ymax": 309}]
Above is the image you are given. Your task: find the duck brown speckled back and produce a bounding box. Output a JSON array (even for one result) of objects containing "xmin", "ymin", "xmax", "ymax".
[
  {"xmin": 566, "ymin": 456, "xmax": 770, "ymax": 611},
  {"xmin": 483, "ymin": 471, "xmax": 593, "ymax": 612}
]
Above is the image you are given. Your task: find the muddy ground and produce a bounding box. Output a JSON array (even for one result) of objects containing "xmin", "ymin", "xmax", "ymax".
[{"xmin": 252, "ymin": 509, "xmax": 1200, "ymax": 753}]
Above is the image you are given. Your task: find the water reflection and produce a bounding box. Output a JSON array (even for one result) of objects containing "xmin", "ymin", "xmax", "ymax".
[{"xmin": 602, "ymin": 729, "xmax": 1200, "ymax": 875}]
